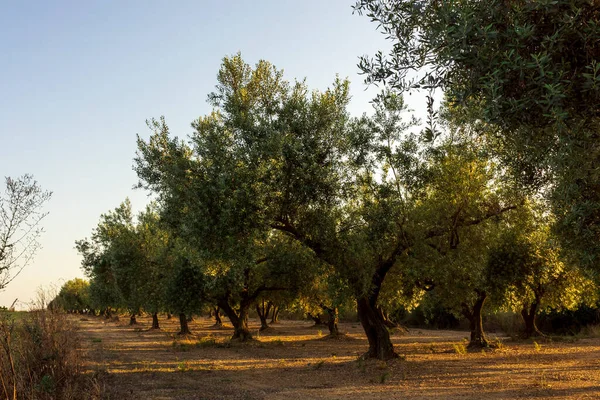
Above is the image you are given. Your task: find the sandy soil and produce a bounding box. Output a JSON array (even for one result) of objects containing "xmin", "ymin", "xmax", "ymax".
[{"xmin": 75, "ymin": 314, "xmax": 600, "ymax": 399}]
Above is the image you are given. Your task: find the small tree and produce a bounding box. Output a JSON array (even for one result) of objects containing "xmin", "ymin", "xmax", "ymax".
[
  {"xmin": 52, "ymin": 278, "xmax": 91, "ymax": 313},
  {"xmin": 0, "ymin": 175, "xmax": 52, "ymax": 290},
  {"xmin": 165, "ymin": 247, "xmax": 206, "ymax": 335},
  {"xmin": 77, "ymin": 200, "xmax": 173, "ymax": 327}
]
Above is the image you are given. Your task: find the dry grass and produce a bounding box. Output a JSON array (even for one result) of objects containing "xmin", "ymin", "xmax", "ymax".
[
  {"xmin": 0, "ymin": 310, "xmax": 101, "ymax": 400},
  {"xmin": 78, "ymin": 314, "xmax": 600, "ymax": 399}
]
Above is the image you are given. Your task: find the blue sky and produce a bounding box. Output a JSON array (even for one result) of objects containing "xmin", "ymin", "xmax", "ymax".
[{"xmin": 0, "ymin": 1, "xmax": 427, "ymax": 307}]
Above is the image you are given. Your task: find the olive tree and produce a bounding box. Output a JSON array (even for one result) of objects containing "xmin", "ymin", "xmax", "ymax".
[
  {"xmin": 77, "ymin": 201, "xmax": 174, "ymax": 327},
  {"xmin": 51, "ymin": 278, "xmax": 91, "ymax": 313},
  {"xmin": 354, "ymin": 0, "xmax": 600, "ymax": 273}
]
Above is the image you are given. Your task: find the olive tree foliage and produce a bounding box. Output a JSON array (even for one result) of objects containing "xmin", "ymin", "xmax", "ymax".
[
  {"xmin": 293, "ymin": 261, "xmax": 354, "ymax": 336},
  {"xmin": 135, "ymin": 54, "xmax": 518, "ymax": 358},
  {"xmin": 76, "ymin": 200, "xmax": 173, "ymax": 325},
  {"xmin": 382, "ymin": 132, "xmax": 523, "ymax": 347},
  {"xmin": 0, "ymin": 175, "xmax": 52, "ymax": 290},
  {"xmin": 164, "ymin": 243, "xmax": 206, "ymax": 334},
  {"xmin": 50, "ymin": 278, "xmax": 91, "ymax": 313},
  {"xmin": 487, "ymin": 211, "xmax": 597, "ymax": 338},
  {"xmin": 353, "ymin": 0, "xmax": 600, "ymax": 272},
  {"xmin": 135, "ymin": 60, "xmax": 321, "ymax": 340}
]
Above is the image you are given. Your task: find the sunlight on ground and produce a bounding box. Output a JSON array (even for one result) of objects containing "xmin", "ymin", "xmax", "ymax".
[{"xmin": 77, "ymin": 314, "xmax": 600, "ymax": 400}]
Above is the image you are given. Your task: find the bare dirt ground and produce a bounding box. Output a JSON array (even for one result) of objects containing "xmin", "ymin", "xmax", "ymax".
[{"xmin": 75, "ymin": 314, "xmax": 600, "ymax": 399}]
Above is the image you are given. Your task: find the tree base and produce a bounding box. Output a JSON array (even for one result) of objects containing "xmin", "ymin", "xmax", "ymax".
[
  {"xmin": 230, "ymin": 335, "xmax": 255, "ymax": 343},
  {"xmin": 359, "ymin": 350, "xmax": 400, "ymax": 361},
  {"xmin": 467, "ymin": 339, "xmax": 489, "ymax": 349},
  {"xmin": 231, "ymin": 330, "xmax": 254, "ymax": 342}
]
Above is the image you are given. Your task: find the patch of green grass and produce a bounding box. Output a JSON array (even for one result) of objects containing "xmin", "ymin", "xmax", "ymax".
[
  {"xmin": 176, "ymin": 361, "xmax": 190, "ymax": 372},
  {"xmin": 376, "ymin": 361, "xmax": 388, "ymax": 370},
  {"xmin": 489, "ymin": 337, "xmax": 504, "ymax": 350},
  {"xmin": 453, "ymin": 343, "xmax": 467, "ymax": 355},
  {"xmin": 196, "ymin": 337, "xmax": 217, "ymax": 348},
  {"xmin": 0, "ymin": 310, "xmax": 28, "ymax": 320},
  {"xmin": 172, "ymin": 336, "xmax": 231, "ymax": 351},
  {"xmin": 356, "ymin": 358, "xmax": 366, "ymax": 373},
  {"xmin": 379, "ymin": 371, "xmax": 389, "ymax": 384},
  {"xmin": 91, "ymin": 338, "xmax": 102, "ymax": 343}
]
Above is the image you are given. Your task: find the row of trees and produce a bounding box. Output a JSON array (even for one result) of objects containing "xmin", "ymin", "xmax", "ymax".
[{"xmin": 75, "ymin": 50, "xmax": 598, "ymax": 359}]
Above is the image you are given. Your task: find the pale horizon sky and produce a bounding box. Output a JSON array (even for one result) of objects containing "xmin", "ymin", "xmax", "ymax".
[{"xmin": 0, "ymin": 1, "xmax": 429, "ymax": 308}]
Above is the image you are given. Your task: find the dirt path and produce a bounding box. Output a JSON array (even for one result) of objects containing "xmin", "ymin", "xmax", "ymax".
[{"xmin": 76, "ymin": 314, "xmax": 600, "ymax": 399}]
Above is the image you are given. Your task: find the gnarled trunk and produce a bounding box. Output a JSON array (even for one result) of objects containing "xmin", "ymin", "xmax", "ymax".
[
  {"xmin": 521, "ymin": 302, "xmax": 543, "ymax": 338},
  {"xmin": 129, "ymin": 314, "xmax": 137, "ymax": 325},
  {"xmin": 270, "ymin": 304, "xmax": 279, "ymax": 324},
  {"xmin": 256, "ymin": 300, "xmax": 272, "ymax": 331},
  {"xmin": 151, "ymin": 312, "xmax": 160, "ymax": 329},
  {"xmin": 178, "ymin": 313, "xmax": 191, "ymax": 335},
  {"xmin": 461, "ymin": 290, "xmax": 488, "ymax": 348},
  {"xmin": 321, "ymin": 305, "xmax": 339, "ymax": 336},
  {"xmin": 219, "ymin": 299, "xmax": 252, "ymax": 341},
  {"xmin": 212, "ymin": 306, "xmax": 223, "ymax": 328},
  {"xmin": 356, "ymin": 296, "xmax": 397, "ymax": 360}
]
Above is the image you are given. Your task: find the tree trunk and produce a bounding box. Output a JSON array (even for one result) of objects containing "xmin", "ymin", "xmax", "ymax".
[
  {"xmin": 233, "ymin": 306, "xmax": 252, "ymax": 340},
  {"xmin": 151, "ymin": 312, "xmax": 160, "ymax": 329},
  {"xmin": 356, "ymin": 296, "xmax": 397, "ymax": 360},
  {"xmin": 178, "ymin": 313, "xmax": 191, "ymax": 335},
  {"xmin": 212, "ymin": 307, "xmax": 223, "ymax": 328},
  {"xmin": 129, "ymin": 314, "xmax": 137, "ymax": 325},
  {"xmin": 521, "ymin": 302, "xmax": 543, "ymax": 338},
  {"xmin": 321, "ymin": 305, "xmax": 339, "ymax": 337},
  {"xmin": 461, "ymin": 290, "xmax": 488, "ymax": 348},
  {"xmin": 219, "ymin": 299, "xmax": 253, "ymax": 341},
  {"xmin": 270, "ymin": 305, "xmax": 280, "ymax": 324},
  {"xmin": 256, "ymin": 301, "xmax": 271, "ymax": 331}
]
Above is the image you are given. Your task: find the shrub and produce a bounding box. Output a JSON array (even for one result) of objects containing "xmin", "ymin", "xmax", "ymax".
[{"xmin": 0, "ymin": 310, "xmax": 99, "ymax": 399}]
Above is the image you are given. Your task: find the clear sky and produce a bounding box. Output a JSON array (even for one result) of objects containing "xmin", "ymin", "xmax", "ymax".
[{"xmin": 0, "ymin": 1, "xmax": 427, "ymax": 308}]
